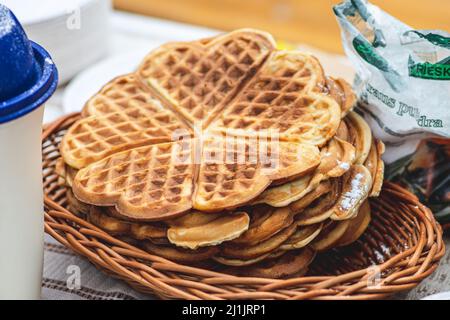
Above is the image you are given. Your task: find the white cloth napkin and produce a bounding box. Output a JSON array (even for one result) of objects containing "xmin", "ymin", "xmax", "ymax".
[{"xmin": 42, "ymin": 234, "xmax": 156, "ymax": 300}]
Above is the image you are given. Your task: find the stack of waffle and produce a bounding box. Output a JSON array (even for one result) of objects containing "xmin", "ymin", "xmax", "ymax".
[{"xmin": 56, "ymin": 29, "xmax": 385, "ymax": 278}]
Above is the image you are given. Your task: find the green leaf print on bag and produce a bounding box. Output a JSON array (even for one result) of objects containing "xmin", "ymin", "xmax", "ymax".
[
  {"xmin": 407, "ymin": 31, "xmax": 450, "ymax": 49},
  {"xmin": 352, "ymin": 35, "xmax": 405, "ymax": 92}
]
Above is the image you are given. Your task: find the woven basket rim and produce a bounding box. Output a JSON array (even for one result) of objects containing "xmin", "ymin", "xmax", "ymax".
[{"xmin": 42, "ymin": 113, "xmax": 446, "ymax": 300}]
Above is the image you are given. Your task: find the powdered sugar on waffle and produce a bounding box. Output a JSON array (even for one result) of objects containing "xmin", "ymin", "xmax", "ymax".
[
  {"xmin": 340, "ymin": 173, "xmax": 364, "ymax": 210},
  {"xmin": 337, "ymin": 160, "xmax": 350, "ymax": 171}
]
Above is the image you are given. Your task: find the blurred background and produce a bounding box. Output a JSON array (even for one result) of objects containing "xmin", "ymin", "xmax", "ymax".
[{"xmin": 114, "ymin": 0, "xmax": 450, "ymax": 53}]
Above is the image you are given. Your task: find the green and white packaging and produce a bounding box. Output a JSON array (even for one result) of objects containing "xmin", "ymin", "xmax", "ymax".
[
  {"xmin": 334, "ymin": 0, "xmax": 449, "ymax": 162},
  {"xmin": 334, "ymin": 0, "xmax": 449, "ymax": 222}
]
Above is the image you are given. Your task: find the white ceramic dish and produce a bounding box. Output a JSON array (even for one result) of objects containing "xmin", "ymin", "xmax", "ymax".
[
  {"xmin": 2, "ymin": 0, "xmax": 90, "ymax": 25},
  {"xmin": 3, "ymin": 0, "xmax": 112, "ymax": 84},
  {"xmin": 62, "ymin": 49, "xmax": 153, "ymax": 113}
]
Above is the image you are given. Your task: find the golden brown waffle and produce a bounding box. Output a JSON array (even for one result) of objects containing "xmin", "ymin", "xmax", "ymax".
[
  {"xmin": 71, "ymin": 134, "xmax": 322, "ymax": 220},
  {"xmin": 82, "ymin": 201, "xmax": 251, "ymax": 250},
  {"xmin": 143, "ymin": 241, "xmax": 219, "ymax": 263},
  {"xmin": 167, "ymin": 211, "xmax": 250, "ymax": 249},
  {"xmin": 364, "ymin": 139, "xmax": 385, "ymax": 197},
  {"xmin": 66, "ymin": 188, "xmax": 90, "ymax": 217},
  {"xmin": 308, "ymin": 199, "xmax": 371, "ymax": 251},
  {"xmin": 138, "ymin": 29, "xmax": 276, "ymax": 127},
  {"xmin": 61, "ymin": 74, "xmax": 192, "ymax": 169},
  {"xmin": 231, "ymin": 206, "xmax": 293, "ymax": 246},
  {"xmin": 345, "ymin": 111, "xmax": 372, "ymax": 165},
  {"xmin": 318, "ymin": 137, "xmax": 356, "ymax": 178},
  {"xmin": 212, "ymin": 127, "xmax": 371, "ymax": 215},
  {"xmin": 254, "ymin": 173, "xmax": 321, "ymax": 208},
  {"xmin": 252, "ymin": 111, "xmax": 374, "ymax": 209},
  {"xmin": 295, "ymin": 179, "xmax": 340, "ymax": 225},
  {"xmin": 335, "ymin": 200, "xmax": 371, "ymax": 247},
  {"xmin": 73, "ymin": 140, "xmax": 196, "ymax": 221},
  {"xmin": 55, "ymin": 158, "xmax": 78, "ymax": 188},
  {"xmin": 131, "ymin": 223, "xmax": 168, "ymax": 241},
  {"xmin": 213, "ymin": 255, "xmax": 266, "ymax": 267},
  {"xmin": 335, "ymin": 119, "xmax": 351, "ymax": 141},
  {"xmin": 289, "ymin": 180, "xmax": 332, "ymax": 214},
  {"xmin": 223, "ymin": 248, "xmax": 315, "ymax": 278},
  {"xmin": 310, "ymin": 220, "xmax": 351, "ymax": 251},
  {"xmin": 293, "ymin": 164, "xmax": 372, "ymax": 225},
  {"xmin": 289, "ymin": 164, "xmax": 371, "ymax": 225},
  {"xmin": 194, "ymin": 134, "xmax": 320, "ymax": 211},
  {"xmin": 88, "ymin": 206, "xmax": 167, "ymax": 239},
  {"xmin": 220, "ymin": 223, "xmax": 297, "ymax": 260},
  {"xmin": 88, "ymin": 206, "xmax": 131, "ymax": 235},
  {"xmin": 64, "ymin": 134, "xmax": 377, "ymax": 262},
  {"xmin": 79, "ymin": 181, "xmax": 372, "ymax": 274},
  {"xmin": 329, "ymin": 164, "xmax": 372, "ymax": 220},
  {"xmin": 211, "ymin": 51, "xmax": 341, "ymax": 146},
  {"xmin": 61, "ymin": 30, "xmax": 351, "ymax": 218},
  {"xmin": 280, "ymin": 224, "xmax": 323, "ymax": 250},
  {"xmin": 326, "ymin": 77, "xmax": 356, "ymax": 118},
  {"xmin": 56, "ymin": 29, "xmax": 387, "ymax": 277},
  {"xmin": 213, "ymin": 250, "xmax": 283, "ymax": 267},
  {"xmin": 254, "ymin": 136, "xmax": 355, "ymax": 207}
]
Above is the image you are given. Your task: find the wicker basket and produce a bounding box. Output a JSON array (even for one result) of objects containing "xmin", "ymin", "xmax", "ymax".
[{"xmin": 42, "ymin": 114, "xmax": 445, "ymax": 300}]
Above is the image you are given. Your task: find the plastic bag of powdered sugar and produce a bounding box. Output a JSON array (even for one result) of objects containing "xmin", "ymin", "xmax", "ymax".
[{"xmin": 334, "ymin": 0, "xmax": 450, "ymax": 223}]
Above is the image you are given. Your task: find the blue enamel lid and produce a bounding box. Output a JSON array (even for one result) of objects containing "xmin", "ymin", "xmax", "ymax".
[{"xmin": 0, "ymin": 4, "xmax": 58, "ymax": 124}]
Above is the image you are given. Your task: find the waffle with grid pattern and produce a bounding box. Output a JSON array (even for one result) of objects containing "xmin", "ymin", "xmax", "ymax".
[
  {"xmin": 59, "ymin": 163, "xmax": 376, "ymax": 278},
  {"xmin": 210, "ymin": 51, "xmax": 341, "ymax": 146},
  {"xmin": 61, "ymin": 29, "xmax": 345, "ymax": 219},
  {"xmin": 193, "ymin": 133, "xmax": 321, "ymax": 212},
  {"xmin": 59, "ymin": 116, "xmax": 381, "ymax": 255},
  {"xmin": 61, "ymin": 74, "xmax": 192, "ymax": 169},
  {"xmin": 253, "ymin": 111, "xmax": 372, "ymax": 208},
  {"xmin": 56, "ymin": 29, "xmax": 386, "ymax": 278},
  {"xmin": 72, "ymin": 140, "xmax": 196, "ymax": 221},
  {"xmin": 59, "ymin": 141, "xmax": 378, "ymax": 278},
  {"xmin": 138, "ymin": 29, "xmax": 276, "ymax": 127},
  {"xmin": 61, "ymin": 160, "xmax": 374, "ymax": 260}
]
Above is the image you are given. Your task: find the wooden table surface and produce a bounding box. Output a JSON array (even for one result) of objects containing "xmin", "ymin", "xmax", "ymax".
[{"xmin": 113, "ymin": 0, "xmax": 450, "ymax": 54}]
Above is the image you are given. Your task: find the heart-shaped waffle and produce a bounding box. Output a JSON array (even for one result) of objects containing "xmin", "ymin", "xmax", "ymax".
[
  {"xmin": 194, "ymin": 133, "xmax": 320, "ymax": 211},
  {"xmin": 210, "ymin": 51, "xmax": 341, "ymax": 146},
  {"xmin": 73, "ymin": 140, "xmax": 196, "ymax": 221},
  {"xmin": 62, "ymin": 29, "xmax": 350, "ymax": 221},
  {"xmin": 138, "ymin": 29, "xmax": 276, "ymax": 127},
  {"xmin": 72, "ymin": 134, "xmax": 321, "ymax": 220},
  {"xmin": 61, "ymin": 74, "xmax": 192, "ymax": 169}
]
